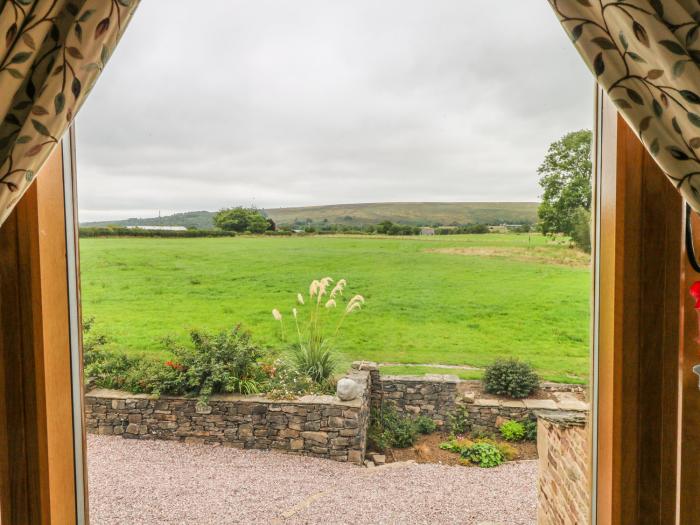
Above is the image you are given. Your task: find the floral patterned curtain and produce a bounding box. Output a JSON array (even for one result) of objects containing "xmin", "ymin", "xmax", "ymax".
[
  {"xmin": 0, "ymin": 0, "xmax": 138, "ymax": 227},
  {"xmin": 550, "ymin": 0, "xmax": 700, "ymax": 211}
]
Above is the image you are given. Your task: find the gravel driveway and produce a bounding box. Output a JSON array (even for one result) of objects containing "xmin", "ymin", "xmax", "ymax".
[{"xmin": 87, "ymin": 435, "xmax": 537, "ymax": 525}]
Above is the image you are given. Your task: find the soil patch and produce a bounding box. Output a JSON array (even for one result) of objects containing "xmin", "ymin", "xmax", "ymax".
[{"xmin": 385, "ymin": 432, "xmax": 538, "ymax": 466}]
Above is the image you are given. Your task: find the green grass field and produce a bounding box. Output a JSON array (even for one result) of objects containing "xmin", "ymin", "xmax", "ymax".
[{"xmin": 79, "ymin": 234, "xmax": 591, "ymax": 383}]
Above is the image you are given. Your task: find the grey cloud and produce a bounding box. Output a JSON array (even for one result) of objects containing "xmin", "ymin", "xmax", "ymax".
[{"xmin": 76, "ymin": 0, "xmax": 593, "ymax": 222}]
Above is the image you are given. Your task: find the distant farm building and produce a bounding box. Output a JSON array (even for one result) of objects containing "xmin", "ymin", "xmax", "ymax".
[
  {"xmin": 126, "ymin": 225, "xmax": 187, "ymax": 232},
  {"xmin": 420, "ymin": 227, "xmax": 435, "ymax": 236}
]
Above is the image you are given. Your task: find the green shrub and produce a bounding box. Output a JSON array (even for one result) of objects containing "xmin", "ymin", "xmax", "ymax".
[
  {"xmin": 166, "ymin": 325, "xmax": 267, "ymax": 402},
  {"xmin": 448, "ymin": 405, "xmax": 471, "ymax": 434},
  {"xmin": 524, "ymin": 419, "xmax": 538, "ymax": 442},
  {"xmin": 469, "ymin": 425, "xmax": 495, "ymax": 440},
  {"xmin": 499, "ymin": 420, "xmax": 526, "ymax": 442},
  {"xmin": 415, "ymin": 416, "xmax": 437, "ymax": 434},
  {"xmin": 460, "ymin": 442, "xmax": 504, "ymax": 468},
  {"xmin": 79, "ymin": 227, "xmax": 235, "ymax": 238},
  {"xmin": 483, "ymin": 358, "xmax": 539, "ymax": 399},
  {"xmin": 439, "ymin": 437, "xmax": 473, "ymax": 454},
  {"xmin": 476, "ymin": 438, "xmax": 517, "ymax": 461},
  {"xmin": 367, "ymin": 426, "xmax": 394, "ymax": 452},
  {"xmin": 368, "ymin": 404, "xmax": 418, "ymax": 451}
]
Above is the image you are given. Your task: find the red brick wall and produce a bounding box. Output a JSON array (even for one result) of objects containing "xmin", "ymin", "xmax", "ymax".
[{"xmin": 537, "ymin": 413, "xmax": 590, "ymax": 524}]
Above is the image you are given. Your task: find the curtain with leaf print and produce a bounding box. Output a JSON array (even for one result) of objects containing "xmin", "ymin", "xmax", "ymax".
[
  {"xmin": 549, "ymin": 0, "xmax": 700, "ymax": 211},
  {"xmin": 0, "ymin": 0, "xmax": 138, "ymax": 227}
]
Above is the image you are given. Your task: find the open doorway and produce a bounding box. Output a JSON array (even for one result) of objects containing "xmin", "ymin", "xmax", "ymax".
[{"xmin": 75, "ymin": 1, "xmax": 594, "ymax": 523}]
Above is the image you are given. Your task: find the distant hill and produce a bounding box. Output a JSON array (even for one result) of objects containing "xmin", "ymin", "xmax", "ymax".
[{"xmin": 81, "ymin": 202, "xmax": 539, "ymax": 229}]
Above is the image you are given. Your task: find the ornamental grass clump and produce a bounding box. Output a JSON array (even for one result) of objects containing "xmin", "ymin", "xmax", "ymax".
[{"xmin": 272, "ymin": 277, "xmax": 365, "ymax": 384}]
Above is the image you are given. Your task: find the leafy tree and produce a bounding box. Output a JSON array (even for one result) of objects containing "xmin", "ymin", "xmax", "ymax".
[
  {"xmin": 214, "ymin": 207, "xmax": 271, "ymax": 233},
  {"xmin": 376, "ymin": 220, "xmax": 394, "ymax": 234},
  {"xmin": 570, "ymin": 207, "xmax": 591, "ymax": 254},
  {"xmin": 537, "ymin": 130, "xmax": 592, "ymax": 236}
]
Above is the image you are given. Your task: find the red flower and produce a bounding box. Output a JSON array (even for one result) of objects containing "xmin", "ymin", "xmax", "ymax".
[{"xmin": 165, "ymin": 360, "xmax": 185, "ymax": 371}]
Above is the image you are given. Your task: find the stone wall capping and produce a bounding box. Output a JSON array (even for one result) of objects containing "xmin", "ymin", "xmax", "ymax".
[
  {"xmin": 87, "ymin": 388, "xmax": 156, "ymax": 400},
  {"xmin": 380, "ymin": 374, "xmax": 460, "ymax": 383},
  {"xmin": 351, "ymin": 360, "xmax": 379, "ymax": 372},
  {"xmin": 501, "ymin": 400, "xmax": 526, "ymax": 408},
  {"xmin": 535, "ymin": 410, "xmax": 588, "ymax": 427},
  {"xmin": 474, "ymin": 398, "xmax": 501, "ymax": 407},
  {"xmin": 523, "ymin": 399, "xmax": 558, "ymax": 410},
  {"xmin": 556, "ymin": 399, "xmax": 589, "ymax": 412}
]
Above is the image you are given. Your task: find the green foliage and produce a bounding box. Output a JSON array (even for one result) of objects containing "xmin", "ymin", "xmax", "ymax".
[
  {"xmin": 213, "ymin": 207, "xmax": 272, "ymax": 233},
  {"xmin": 570, "ymin": 207, "xmax": 591, "ymax": 253},
  {"xmin": 499, "ymin": 420, "xmax": 526, "ymax": 442},
  {"xmin": 291, "ymin": 344, "xmax": 337, "ymax": 384},
  {"xmin": 470, "ymin": 425, "xmax": 495, "ymax": 440},
  {"xmin": 166, "ymin": 326, "xmax": 267, "ymax": 402},
  {"xmin": 265, "ymin": 365, "xmax": 334, "ymax": 399},
  {"xmin": 439, "ymin": 437, "xmax": 473, "ymax": 453},
  {"xmin": 483, "ymin": 358, "xmax": 540, "ymax": 399},
  {"xmin": 537, "ymin": 130, "xmax": 593, "ymax": 236},
  {"xmin": 368, "ymin": 404, "xmax": 419, "ymax": 451},
  {"xmin": 83, "ymin": 318, "xmax": 332, "ymax": 402},
  {"xmin": 460, "ymin": 442, "xmax": 505, "ymax": 468},
  {"xmin": 79, "ymin": 227, "xmax": 235, "ymax": 238},
  {"xmin": 523, "ymin": 419, "xmax": 538, "ymax": 442},
  {"xmin": 439, "ymin": 437, "xmax": 509, "ymax": 468},
  {"xmin": 415, "ymin": 416, "xmax": 437, "ymax": 434},
  {"xmin": 448, "ymin": 405, "xmax": 471, "ymax": 434}
]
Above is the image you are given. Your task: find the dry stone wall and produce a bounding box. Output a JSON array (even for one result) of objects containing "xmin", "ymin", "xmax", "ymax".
[
  {"xmin": 537, "ymin": 411, "xmax": 590, "ymax": 524},
  {"xmin": 355, "ymin": 362, "xmax": 584, "ymax": 432},
  {"xmin": 85, "ymin": 360, "xmax": 588, "ymax": 466},
  {"xmin": 85, "ymin": 368, "xmax": 370, "ymax": 465},
  {"xmin": 354, "ymin": 361, "xmax": 459, "ymax": 428}
]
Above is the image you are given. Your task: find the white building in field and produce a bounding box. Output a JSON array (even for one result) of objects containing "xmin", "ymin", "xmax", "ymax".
[
  {"xmin": 420, "ymin": 227, "xmax": 435, "ymax": 236},
  {"xmin": 126, "ymin": 225, "xmax": 187, "ymax": 231}
]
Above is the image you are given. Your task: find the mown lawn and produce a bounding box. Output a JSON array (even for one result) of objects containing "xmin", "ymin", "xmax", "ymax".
[{"xmin": 79, "ymin": 234, "xmax": 591, "ymax": 383}]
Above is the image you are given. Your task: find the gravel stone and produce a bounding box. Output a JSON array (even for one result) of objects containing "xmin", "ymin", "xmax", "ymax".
[{"xmin": 87, "ymin": 435, "xmax": 537, "ymax": 524}]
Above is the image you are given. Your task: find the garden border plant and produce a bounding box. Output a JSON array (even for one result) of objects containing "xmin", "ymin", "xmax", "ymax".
[{"xmin": 483, "ymin": 358, "xmax": 540, "ymax": 399}]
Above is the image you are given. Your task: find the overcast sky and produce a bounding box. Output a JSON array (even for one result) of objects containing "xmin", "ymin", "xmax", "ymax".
[{"xmin": 75, "ymin": 0, "xmax": 593, "ymax": 223}]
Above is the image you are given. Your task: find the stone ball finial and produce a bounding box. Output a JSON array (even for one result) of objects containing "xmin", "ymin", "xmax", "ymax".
[{"xmin": 336, "ymin": 378, "xmax": 361, "ymax": 401}]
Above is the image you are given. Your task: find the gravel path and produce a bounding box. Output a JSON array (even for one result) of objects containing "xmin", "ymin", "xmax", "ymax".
[{"xmin": 87, "ymin": 435, "xmax": 537, "ymax": 525}]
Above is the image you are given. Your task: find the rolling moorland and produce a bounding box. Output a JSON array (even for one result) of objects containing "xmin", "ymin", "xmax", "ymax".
[
  {"xmin": 80, "ymin": 233, "xmax": 591, "ymax": 383},
  {"xmin": 81, "ymin": 202, "xmax": 539, "ymax": 229}
]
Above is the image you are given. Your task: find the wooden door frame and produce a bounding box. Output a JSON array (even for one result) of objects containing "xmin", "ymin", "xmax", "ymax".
[
  {"xmin": 0, "ymin": 127, "xmax": 86, "ymax": 524},
  {"xmin": 0, "ymin": 95, "xmax": 698, "ymax": 523},
  {"xmin": 592, "ymin": 90, "xmax": 690, "ymax": 524}
]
